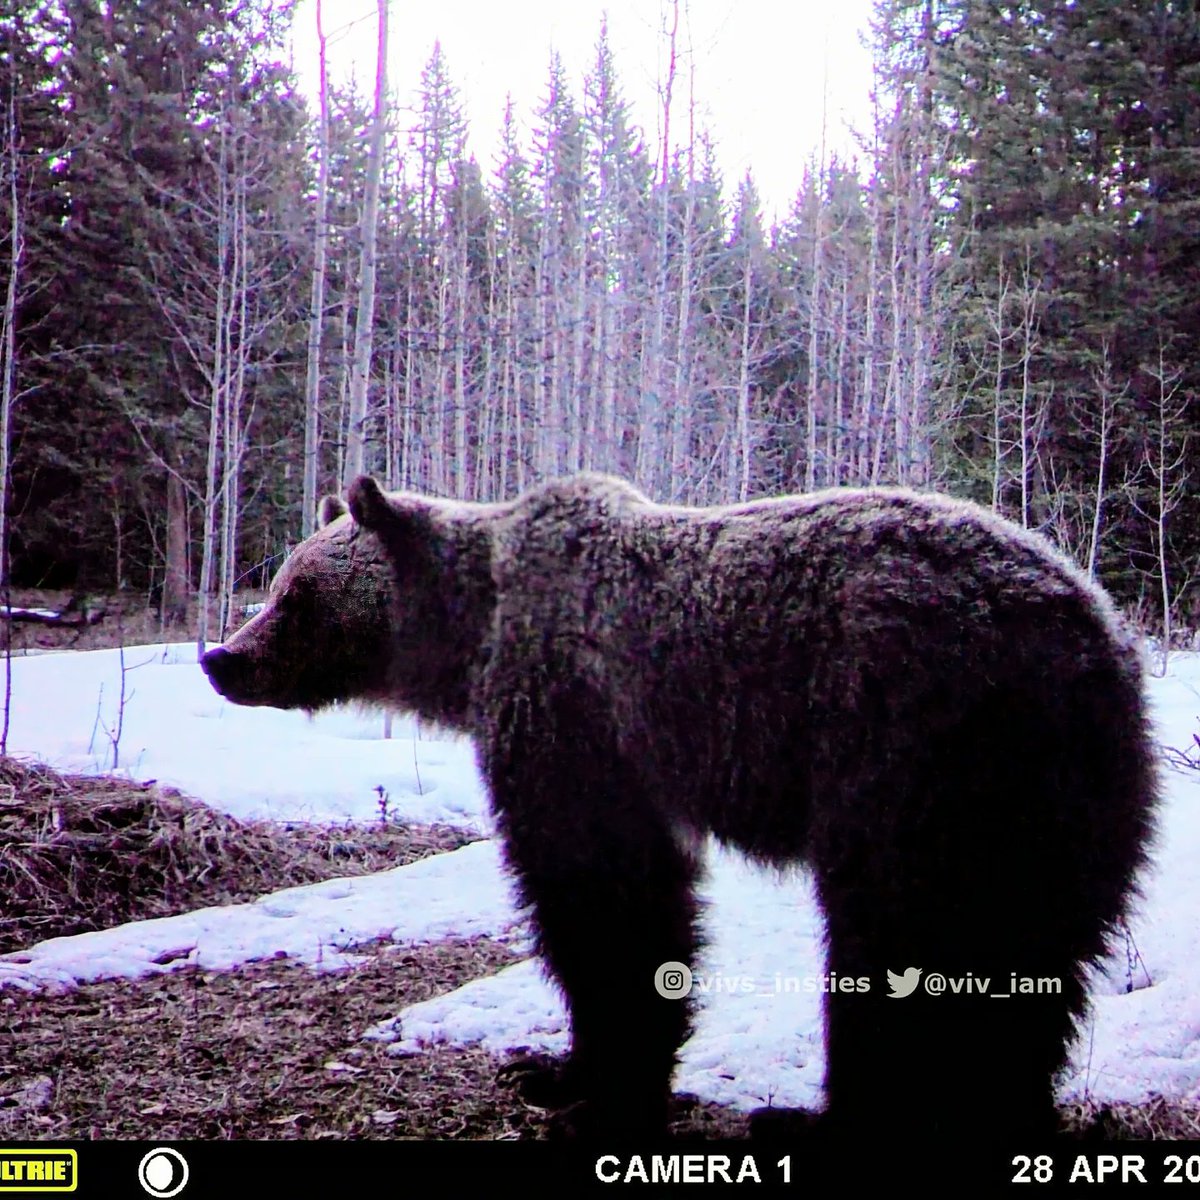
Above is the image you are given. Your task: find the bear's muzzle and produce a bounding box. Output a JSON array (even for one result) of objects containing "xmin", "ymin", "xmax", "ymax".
[{"xmin": 200, "ymin": 645, "xmax": 242, "ymax": 700}]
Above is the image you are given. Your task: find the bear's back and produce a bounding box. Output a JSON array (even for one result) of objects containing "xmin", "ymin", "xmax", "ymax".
[
  {"xmin": 491, "ymin": 477, "xmax": 1132, "ymax": 668},
  {"xmin": 477, "ymin": 474, "xmax": 1149, "ymax": 860}
]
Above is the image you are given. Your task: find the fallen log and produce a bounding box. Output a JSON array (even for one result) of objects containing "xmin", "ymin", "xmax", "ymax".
[{"xmin": 2, "ymin": 605, "xmax": 105, "ymax": 627}]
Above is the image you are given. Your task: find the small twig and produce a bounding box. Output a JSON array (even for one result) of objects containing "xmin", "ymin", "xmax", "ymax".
[
  {"xmin": 1163, "ymin": 731, "xmax": 1200, "ymax": 774},
  {"xmin": 412, "ymin": 724, "xmax": 424, "ymax": 797},
  {"xmin": 110, "ymin": 642, "xmax": 127, "ymax": 769},
  {"xmin": 1121, "ymin": 919, "xmax": 1152, "ymax": 994},
  {"xmin": 88, "ymin": 683, "xmax": 106, "ymax": 758}
]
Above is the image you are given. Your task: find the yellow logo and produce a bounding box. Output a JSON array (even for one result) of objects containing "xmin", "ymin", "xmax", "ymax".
[{"xmin": 0, "ymin": 1150, "xmax": 77, "ymax": 1192}]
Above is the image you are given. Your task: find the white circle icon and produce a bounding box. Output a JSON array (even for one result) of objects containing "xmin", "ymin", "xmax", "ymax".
[{"xmin": 137, "ymin": 1147, "xmax": 190, "ymax": 1197}]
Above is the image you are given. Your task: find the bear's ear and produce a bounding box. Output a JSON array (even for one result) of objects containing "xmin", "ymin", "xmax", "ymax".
[
  {"xmin": 348, "ymin": 475, "xmax": 433, "ymax": 547},
  {"xmin": 318, "ymin": 494, "xmax": 348, "ymax": 527},
  {"xmin": 348, "ymin": 475, "xmax": 393, "ymax": 532}
]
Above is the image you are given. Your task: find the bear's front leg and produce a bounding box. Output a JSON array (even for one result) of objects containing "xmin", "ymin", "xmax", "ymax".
[{"xmin": 485, "ymin": 686, "xmax": 702, "ymax": 1139}]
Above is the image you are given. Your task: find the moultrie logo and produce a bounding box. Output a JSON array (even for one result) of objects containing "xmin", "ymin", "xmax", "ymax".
[{"xmin": 0, "ymin": 1148, "xmax": 77, "ymax": 1192}]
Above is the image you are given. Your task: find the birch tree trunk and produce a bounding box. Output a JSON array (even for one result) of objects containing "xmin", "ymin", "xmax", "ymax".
[
  {"xmin": 987, "ymin": 260, "xmax": 1010, "ymax": 513},
  {"xmin": 0, "ymin": 78, "xmax": 20, "ymax": 755},
  {"xmin": 1086, "ymin": 343, "xmax": 1119, "ymax": 579},
  {"xmin": 737, "ymin": 247, "xmax": 753, "ymax": 502},
  {"xmin": 453, "ymin": 218, "xmax": 468, "ymax": 499},
  {"xmin": 302, "ymin": 0, "xmax": 330, "ymax": 531},
  {"xmin": 194, "ymin": 118, "xmax": 230, "ymax": 657},
  {"xmin": 861, "ymin": 103, "xmax": 881, "ymax": 485},
  {"xmin": 1137, "ymin": 345, "xmax": 1191, "ymax": 676},
  {"xmin": 1016, "ymin": 251, "xmax": 1041, "ymax": 530},
  {"xmin": 0, "ymin": 78, "xmax": 18, "ymax": 595},
  {"xmin": 670, "ymin": 32, "xmax": 697, "ymax": 499},
  {"xmin": 805, "ymin": 100, "xmax": 827, "ymax": 492},
  {"xmin": 342, "ymin": 0, "xmax": 388, "ymax": 489},
  {"xmin": 218, "ymin": 156, "xmax": 248, "ymax": 637}
]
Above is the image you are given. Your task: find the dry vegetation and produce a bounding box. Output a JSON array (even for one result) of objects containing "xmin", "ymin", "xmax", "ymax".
[
  {"xmin": 0, "ymin": 599, "xmax": 1195, "ymax": 1142},
  {"xmin": 0, "ymin": 753, "xmax": 742, "ymax": 1139},
  {"xmin": 0, "ymin": 758, "xmax": 474, "ymax": 954}
]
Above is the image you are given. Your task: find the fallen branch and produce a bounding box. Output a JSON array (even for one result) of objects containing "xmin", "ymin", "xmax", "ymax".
[{"xmin": 2, "ymin": 605, "xmax": 105, "ymax": 628}]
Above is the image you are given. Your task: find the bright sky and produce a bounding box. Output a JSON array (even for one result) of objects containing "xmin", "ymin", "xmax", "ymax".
[{"xmin": 289, "ymin": 0, "xmax": 878, "ymax": 221}]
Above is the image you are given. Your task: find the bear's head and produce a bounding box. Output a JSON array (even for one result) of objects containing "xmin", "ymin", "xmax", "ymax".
[{"xmin": 201, "ymin": 476, "xmax": 495, "ymax": 727}]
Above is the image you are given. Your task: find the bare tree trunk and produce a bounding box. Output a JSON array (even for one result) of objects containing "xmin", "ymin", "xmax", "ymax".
[
  {"xmin": 162, "ymin": 472, "xmax": 189, "ymax": 626},
  {"xmin": 342, "ymin": 0, "xmax": 388, "ymax": 488},
  {"xmin": 1087, "ymin": 411, "xmax": 1110, "ymax": 578},
  {"xmin": 987, "ymin": 259, "xmax": 1010, "ymax": 512},
  {"xmin": 805, "ymin": 92, "xmax": 828, "ymax": 492},
  {"xmin": 861, "ymin": 102, "xmax": 881, "ymax": 485},
  {"xmin": 498, "ymin": 241, "xmax": 515, "ymax": 495},
  {"xmin": 1086, "ymin": 342, "xmax": 1118, "ymax": 579},
  {"xmin": 453, "ymin": 224, "xmax": 468, "ymax": 499},
  {"xmin": 382, "ymin": 337, "xmax": 395, "ymax": 487},
  {"xmin": 433, "ymin": 262, "xmax": 450, "ymax": 494},
  {"xmin": 195, "ymin": 122, "xmax": 229, "ymax": 657},
  {"xmin": 647, "ymin": 0, "xmax": 679, "ymax": 497},
  {"xmin": 887, "ymin": 154, "xmax": 907, "ymax": 487},
  {"xmin": 547, "ymin": 234, "xmax": 564, "ymax": 480},
  {"xmin": 1141, "ymin": 344, "xmax": 1190, "ymax": 675},
  {"xmin": 1016, "ymin": 247, "xmax": 1042, "ymax": 529},
  {"xmin": 474, "ymin": 224, "xmax": 498, "ymax": 499},
  {"xmin": 906, "ymin": 1, "xmax": 936, "ymax": 490},
  {"xmin": 402, "ymin": 273, "xmax": 416, "ymax": 488},
  {"xmin": 193, "ymin": 108, "xmax": 251, "ymax": 652},
  {"xmin": 302, "ymin": 0, "xmax": 330, "ymax": 531},
  {"xmin": 0, "ymin": 75, "xmax": 20, "ymax": 755},
  {"xmin": 533, "ymin": 184, "xmax": 549, "ymax": 482},
  {"xmin": 568, "ymin": 190, "xmax": 587, "ymax": 475},
  {"xmin": 0, "ymin": 77, "xmax": 18, "ymax": 595},
  {"xmin": 514, "ymin": 361, "xmax": 526, "ymax": 493},
  {"xmin": 600, "ymin": 249, "xmax": 617, "ymax": 475},
  {"xmin": 737, "ymin": 248, "xmax": 753, "ymax": 502},
  {"xmin": 334, "ymin": 289, "xmax": 350, "ymax": 487},
  {"xmin": 670, "ymin": 29, "xmax": 697, "ymax": 499},
  {"xmin": 217, "ymin": 148, "xmax": 249, "ymax": 638},
  {"xmin": 833, "ymin": 268, "xmax": 849, "ymax": 486}
]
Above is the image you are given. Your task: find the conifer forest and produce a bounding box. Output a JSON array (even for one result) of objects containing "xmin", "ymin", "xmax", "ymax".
[{"xmin": 1, "ymin": 1, "xmax": 1197, "ymax": 644}]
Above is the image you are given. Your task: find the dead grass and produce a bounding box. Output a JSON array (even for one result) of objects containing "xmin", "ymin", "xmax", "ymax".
[
  {"xmin": 1060, "ymin": 1096, "xmax": 1200, "ymax": 1141},
  {"xmin": 0, "ymin": 757, "xmax": 476, "ymax": 954}
]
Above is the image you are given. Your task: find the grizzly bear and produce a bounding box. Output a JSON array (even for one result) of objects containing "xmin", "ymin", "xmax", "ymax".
[{"xmin": 201, "ymin": 473, "xmax": 1158, "ymax": 1143}]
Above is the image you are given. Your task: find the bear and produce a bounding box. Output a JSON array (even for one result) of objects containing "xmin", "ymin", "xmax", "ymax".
[{"xmin": 201, "ymin": 472, "xmax": 1159, "ymax": 1144}]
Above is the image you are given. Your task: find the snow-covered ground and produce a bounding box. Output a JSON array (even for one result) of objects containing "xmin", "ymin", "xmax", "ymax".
[{"xmin": 2, "ymin": 642, "xmax": 1198, "ymax": 1115}]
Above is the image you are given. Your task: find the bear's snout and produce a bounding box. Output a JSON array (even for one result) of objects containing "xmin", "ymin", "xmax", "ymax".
[{"xmin": 200, "ymin": 645, "xmax": 239, "ymax": 697}]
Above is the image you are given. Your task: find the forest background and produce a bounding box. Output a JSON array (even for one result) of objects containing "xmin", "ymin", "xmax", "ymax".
[{"xmin": 1, "ymin": 0, "xmax": 1196, "ymax": 651}]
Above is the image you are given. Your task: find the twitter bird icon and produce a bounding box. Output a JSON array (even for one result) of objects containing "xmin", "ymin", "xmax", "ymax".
[{"xmin": 887, "ymin": 967, "xmax": 922, "ymax": 998}]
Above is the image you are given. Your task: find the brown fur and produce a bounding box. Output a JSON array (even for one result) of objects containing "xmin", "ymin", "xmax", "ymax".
[{"xmin": 202, "ymin": 472, "xmax": 1159, "ymax": 1144}]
